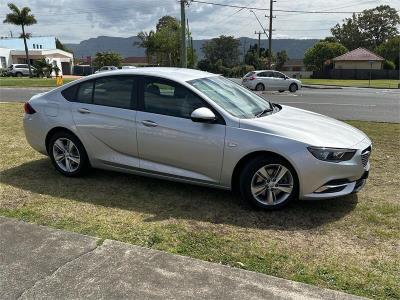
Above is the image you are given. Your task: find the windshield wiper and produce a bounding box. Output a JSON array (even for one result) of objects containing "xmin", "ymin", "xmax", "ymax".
[{"xmin": 255, "ymin": 107, "xmax": 273, "ymax": 118}]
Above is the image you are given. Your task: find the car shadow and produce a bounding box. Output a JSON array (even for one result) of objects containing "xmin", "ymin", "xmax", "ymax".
[{"xmin": 0, "ymin": 158, "xmax": 358, "ymax": 231}]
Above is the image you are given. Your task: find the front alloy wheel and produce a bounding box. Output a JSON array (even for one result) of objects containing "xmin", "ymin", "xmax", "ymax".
[
  {"xmin": 251, "ymin": 164, "xmax": 294, "ymax": 206},
  {"xmin": 240, "ymin": 156, "xmax": 298, "ymax": 209}
]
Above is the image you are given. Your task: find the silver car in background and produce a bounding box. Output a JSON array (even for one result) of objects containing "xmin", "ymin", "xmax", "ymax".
[
  {"xmin": 242, "ymin": 70, "xmax": 302, "ymax": 92},
  {"xmin": 23, "ymin": 68, "xmax": 371, "ymax": 210}
]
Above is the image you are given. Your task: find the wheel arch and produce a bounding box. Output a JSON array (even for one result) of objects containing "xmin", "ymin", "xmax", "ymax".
[
  {"xmin": 45, "ymin": 127, "xmax": 81, "ymax": 154},
  {"xmin": 231, "ymin": 150, "xmax": 300, "ymax": 195}
]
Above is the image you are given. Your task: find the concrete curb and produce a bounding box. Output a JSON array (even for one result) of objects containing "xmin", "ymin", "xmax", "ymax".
[
  {"xmin": 302, "ymin": 84, "xmax": 343, "ymax": 90},
  {"xmin": 0, "ymin": 216, "xmax": 367, "ymax": 299}
]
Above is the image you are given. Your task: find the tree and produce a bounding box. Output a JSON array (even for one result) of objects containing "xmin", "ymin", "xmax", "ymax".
[
  {"xmin": 33, "ymin": 58, "xmax": 59, "ymax": 77},
  {"xmin": 3, "ymin": 3, "xmax": 37, "ymax": 76},
  {"xmin": 375, "ymin": 36, "xmax": 400, "ymax": 70},
  {"xmin": 276, "ymin": 50, "xmax": 288, "ymax": 70},
  {"xmin": 331, "ymin": 5, "xmax": 400, "ymax": 50},
  {"xmin": 358, "ymin": 5, "xmax": 400, "ymax": 49},
  {"xmin": 136, "ymin": 16, "xmax": 190, "ymax": 67},
  {"xmin": 303, "ymin": 41, "xmax": 348, "ymax": 71},
  {"xmin": 92, "ymin": 51, "xmax": 123, "ymax": 68},
  {"xmin": 202, "ymin": 35, "xmax": 240, "ymax": 69},
  {"xmin": 156, "ymin": 16, "xmax": 177, "ymax": 31},
  {"xmin": 55, "ymin": 38, "xmax": 71, "ymax": 53}
]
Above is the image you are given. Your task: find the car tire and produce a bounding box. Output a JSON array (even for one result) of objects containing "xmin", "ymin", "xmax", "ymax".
[
  {"xmin": 239, "ymin": 155, "xmax": 298, "ymax": 210},
  {"xmin": 289, "ymin": 83, "xmax": 298, "ymax": 93},
  {"xmin": 16, "ymin": 72, "xmax": 23, "ymax": 77},
  {"xmin": 48, "ymin": 131, "xmax": 90, "ymax": 177},
  {"xmin": 255, "ymin": 83, "xmax": 265, "ymax": 91}
]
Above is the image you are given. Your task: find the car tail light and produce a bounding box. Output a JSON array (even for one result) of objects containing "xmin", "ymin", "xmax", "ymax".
[
  {"xmin": 24, "ymin": 102, "xmax": 36, "ymax": 114},
  {"xmin": 249, "ymin": 76, "xmax": 256, "ymax": 80}
]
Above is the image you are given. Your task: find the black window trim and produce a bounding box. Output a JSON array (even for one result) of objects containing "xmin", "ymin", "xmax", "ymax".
[
  {"xmin": 138, "ymin": 75, "xmax": 226, "ymax": 125},
  {"xmin": 61, "ymin": 75, "xmax": 139, "ymax": 110}
]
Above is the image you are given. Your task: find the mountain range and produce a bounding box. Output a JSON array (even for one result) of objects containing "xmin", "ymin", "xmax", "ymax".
[{"xmin": 65, "ymin": 36, "xmax": 319, "ymax": 60}]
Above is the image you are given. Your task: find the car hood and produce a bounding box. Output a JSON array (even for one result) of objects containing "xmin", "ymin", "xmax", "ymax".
[{"xmin": 239, "ymin": 105, "xmax": 368, "ymax": 148}]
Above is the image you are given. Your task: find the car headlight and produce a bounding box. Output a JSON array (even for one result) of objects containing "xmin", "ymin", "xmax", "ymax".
[{"xmin": 307, "ymin": 147, "xmax": 356, "ymax": 162}]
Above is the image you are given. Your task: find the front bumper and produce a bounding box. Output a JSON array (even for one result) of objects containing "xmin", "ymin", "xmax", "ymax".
[
  {"xmin": 301, "ymin": 171, "xmax": 369, "ymax": 200},
  {"xmin": 299, "ymin": 138, "xmax": 371, "ymax": 200}
]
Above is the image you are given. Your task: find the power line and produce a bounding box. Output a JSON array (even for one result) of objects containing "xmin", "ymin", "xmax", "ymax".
[{"xmin": 189, "ymin": 0, "xmax": 371, "ymax": 13}]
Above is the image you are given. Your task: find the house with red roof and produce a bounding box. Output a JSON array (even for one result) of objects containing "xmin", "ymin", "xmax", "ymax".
[{"xmin": 332, "ymin": 47, "xmax": 384, "ymax": 70}]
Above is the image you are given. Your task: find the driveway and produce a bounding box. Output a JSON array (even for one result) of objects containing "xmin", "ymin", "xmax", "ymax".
[
  {"xmin": 1, "ymin": 85, "xmax": 399, "ymax": 122},
  {"xmin": 0, "ymin": 217, "xmax": 365, "ymax": 299}
]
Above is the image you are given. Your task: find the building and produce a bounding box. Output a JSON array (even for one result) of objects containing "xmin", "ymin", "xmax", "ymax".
[
  {"xmin": 280, "ymin": 59, "xmax": 312, "ymax": 79},
  {"xmin": 0, "ymin": 36, "xmax": 74, "ymax": 75},
  {"xmin": 332, "ymin": 47, "xmax": 384, "ymax": 70},
  {"xmin": 123, "ymin": 56, "xmax": 157, "ymax": 67}
]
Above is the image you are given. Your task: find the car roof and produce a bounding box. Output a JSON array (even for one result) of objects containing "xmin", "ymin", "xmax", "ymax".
[
  {"xmin": 255, "ymin": 70, "xmax": 277, "ymax": 73},
  {"xmin": 88, "ymin": 67, "xmax": 218, "ymax": 83}
]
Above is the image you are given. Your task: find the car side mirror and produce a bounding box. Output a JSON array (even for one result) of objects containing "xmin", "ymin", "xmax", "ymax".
[
  {"xmin": 284, "ymin": 76, "xmax": 289, "ymax": 80},
  {"xmin": 191, "ymin": 107, "xmax": 216, "ymax": 123}
]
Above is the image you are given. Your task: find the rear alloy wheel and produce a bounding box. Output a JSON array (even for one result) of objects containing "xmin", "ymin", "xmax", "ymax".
[
  {"xmin": 240, "ymin": 156, "xmax": 298, "ymax": 210},
  {"xmin": 289, "ymin": 83, "xmax": 298, "ymax": 93},
  {"xmin": 255, "ymin": 83, "xmax": 265, "ymax": 91},
  {"xmin": 16, "ymin": 72, "xmax": 23, "ymax": 77},
  {"xmin": 49, "ymin": 132, "xmax": 89, "ymax": 177}
]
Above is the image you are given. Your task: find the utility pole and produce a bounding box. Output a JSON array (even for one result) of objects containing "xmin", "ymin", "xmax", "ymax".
[
  {"xmin": 267, "ymin": 0, "xmax": 276, "ymax": 69},
  {"xmin": 254, "ymin": 31, "xmax": 262, "ymax": 58},
  {"xmin": 180, "ymin": 0, "xmax": 187, "ymax": 68}
]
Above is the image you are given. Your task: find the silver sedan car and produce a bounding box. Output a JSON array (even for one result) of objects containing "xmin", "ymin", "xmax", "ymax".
[
  {"xmin": 23, "ymin": 68, "xmax": 371, "ymax": 210},
  {"xmin": 242, "ymin": 70, "xmax": 302, "ymax": 92}
]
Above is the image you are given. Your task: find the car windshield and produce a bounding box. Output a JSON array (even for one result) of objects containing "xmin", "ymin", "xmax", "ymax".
[{"xmin": 188, "ymin": 76, "xmax": 272, "ymax": 119}]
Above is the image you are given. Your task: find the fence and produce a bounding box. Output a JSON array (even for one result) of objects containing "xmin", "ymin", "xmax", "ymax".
[{"xmin": 312, "ymin": 69, "xmax": 399, "ymax": 80}]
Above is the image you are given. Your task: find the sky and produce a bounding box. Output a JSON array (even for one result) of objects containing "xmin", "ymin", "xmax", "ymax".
[{"xmin": 1, "ymin": 0, "xmax": 399, "ymax": 43}]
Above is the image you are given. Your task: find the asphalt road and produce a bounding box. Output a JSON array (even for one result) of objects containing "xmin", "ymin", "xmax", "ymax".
[{"xmin": 1, "ymin": 85, "xmax": 399, "ymax": 123}]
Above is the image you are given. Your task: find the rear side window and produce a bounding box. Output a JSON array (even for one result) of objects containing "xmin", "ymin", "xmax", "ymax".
[
  {"xmin": 61, "ymin": 85, "xmax": 78, "ymax": 101},
  {"xmin": 76, "ymin": 81, "xmax": 94, "ymax": 103},
  {"xmin": 61, "ymin": 82, "xmax": 93, "ymax": 103},
  {"xmin": 93, "ymin": 77, "xmax": 136, "ymax": 109}
]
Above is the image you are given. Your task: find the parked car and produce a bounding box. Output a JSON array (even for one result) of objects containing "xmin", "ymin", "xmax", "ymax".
[
  {"xmin": 7, "ymin": 64, "xmax": 36, "ymax": 77},
  {"xmin": 121, "ymin": 66, "xmax": 137, "ymax": 69},
  {"xmin": 94, "ymin": 66, "xmax": 118, "ymax": 73},
  {"xmin": 242, "ymin": 70, "xmax": 301, "ymax": 92},
  {"xmin": 23, "ymin": 68, "xmax": 371, "ymax": 210}
]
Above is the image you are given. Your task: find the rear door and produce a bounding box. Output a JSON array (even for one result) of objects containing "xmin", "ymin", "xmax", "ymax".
[
  {"xmin": 69, "ymin": 76, "xmax": 139, "ymax": 167},
  {"xmin": 135, "ymin": 76, "xmax": 226, "ymax": 183}
]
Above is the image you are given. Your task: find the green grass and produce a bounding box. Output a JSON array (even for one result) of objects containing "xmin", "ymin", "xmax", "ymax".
[
  {"xmin": 302, "ymin": 79, "xmax": 400, "ymax": 89},
  {"xmin": 0, "ymin": 103, "xmax": 399, "ymax": 299},
  {"xmin": 0, "ymin": 77, "xmax": 76, "ymax": 87}
]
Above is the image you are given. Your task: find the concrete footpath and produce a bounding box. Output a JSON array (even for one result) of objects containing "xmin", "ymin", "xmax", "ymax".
[{"xmin": 0, "ymin": 217, "xmax": 366, "ymax": 299}]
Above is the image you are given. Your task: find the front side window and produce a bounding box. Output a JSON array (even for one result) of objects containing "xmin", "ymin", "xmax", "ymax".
[
  {"xmin": 143, "ymin": 78, "xmax": 204, "ymax": 119},
  {"xmin": 274, "ymin": 72, "xmax": 286, "ymax": 79},
  {"xmin": 188, "ymin": 76, "xmax": 272, "ymax": 119},
  {"xmin": 93, "ymin": 77, "xmax": 135, "ymax": 109}
]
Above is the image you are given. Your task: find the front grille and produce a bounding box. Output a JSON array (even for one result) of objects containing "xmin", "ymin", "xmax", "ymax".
[{"xmin": 361, "ymin": 146, "xmax": 371, "ymax": 168}]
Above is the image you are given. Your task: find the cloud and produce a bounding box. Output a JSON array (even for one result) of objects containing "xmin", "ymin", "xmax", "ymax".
[{"xmin": 0, "ymin": 0, "xmax": 398, "ymax": 42}]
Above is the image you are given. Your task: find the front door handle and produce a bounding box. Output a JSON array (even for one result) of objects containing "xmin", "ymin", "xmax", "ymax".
[
  {"xmin": 142, "ymin": 120, "xmax": 158, "ymax": 127},
  {"xmin": 77, "ymin": 108, "xmax": 91, "ymax": 114}
]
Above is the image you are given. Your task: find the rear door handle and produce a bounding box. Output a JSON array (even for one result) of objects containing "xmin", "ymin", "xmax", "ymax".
[
  {"xmin": 141, "ymin": 120, "xmax": 158, "ymax": 127},
  {"xmin": 77, "ymin": 108, "xmax": 91, "ymax": 114}
]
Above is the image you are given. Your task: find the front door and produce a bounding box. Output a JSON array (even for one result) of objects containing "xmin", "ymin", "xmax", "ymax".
[
  {"xmin": 136, "ymin": 77, "xmax": 226, "ymax": 184},
  {"xmin": 71, "ymin": 76, "xmax": 139, "ymax": 167}
]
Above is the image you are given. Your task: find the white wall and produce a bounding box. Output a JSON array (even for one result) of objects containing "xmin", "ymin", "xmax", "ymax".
[{"xmin": 0, "ymin": 48, "xmax": 12, "ymax": 68}]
